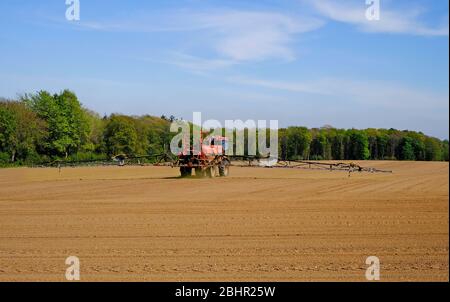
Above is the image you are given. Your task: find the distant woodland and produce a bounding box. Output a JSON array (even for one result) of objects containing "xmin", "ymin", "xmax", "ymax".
[{"xmin": 0, "ymin": 90, "xmax": 448, "ymax": 166}]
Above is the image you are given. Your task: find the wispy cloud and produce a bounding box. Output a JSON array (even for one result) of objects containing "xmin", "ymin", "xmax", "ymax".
[
  {"xmin": 228, "ymin": 75, "xmax": 449, "ymax": 111},
  {"xmin": 151, "ymin": 52, "xmax": 236, "ymax": 74},
  {"xmin": 190, "ymin": 10, "xmax": 324, "ymax": 62},
  {"xmin": 306, "ymin": 0, "xmax": 449, "ymax": 36},
  {"xmin": 75, "ymin": 14, "xmax": 211, "ymax": 33},
  {"xmin": 73, "ymin": 9, "xmax": 324, "ymax": 65},
  {"xmin": 228, "ymin": 76, "xmax": 327, "ymax": 95}
]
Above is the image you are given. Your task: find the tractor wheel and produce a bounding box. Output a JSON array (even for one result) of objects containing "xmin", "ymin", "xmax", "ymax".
[
  {"xmin": 219, "ymin": 165, "xmax": 229, "ymax": 177},
  {"xmin": 180, "ymin": 167, "xmax": 191, "ymax": 177},
  {"xmin": 206, "ymin": 166, "xmax": 217, "ymax": 178},
  {"xmin": 195, "ymin": 167, "xmax": 205, "ymax": 177}
]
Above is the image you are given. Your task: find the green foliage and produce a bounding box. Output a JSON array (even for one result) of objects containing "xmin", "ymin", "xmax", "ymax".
[
  {"xmin": 0, "ymin": 152, "xmax": 11, "ymax": 166},
  {"xmin": 0, "ymin": 90, "xmax": 449, "ymax": 166},
  {"xmin": 330, "ymin": 129, "xmax": 346, "ymax": 160},
  {"xmin": 441, "ymin": 140, "xmax": 449, "ymax": 162},
  {"xmin": 0, "ymin": 105, "xmax": 17, "ymax": 159},
  {"xmin": 399, "ymin": 137, "xmax": 416, "ymax": 160},
  {"xmin": 424, "ymin": 137, "xmax": 443, "ymax": 161},
  {"xmin": 22, "ymin": 90, "xmax": 89, "ymax": 157},
  {"xmin": 310, "ymin": 131, "xmax": 325, "ymax": 160},
  {"xmin": 278, "ymin": 128, "xmax": 288, "ymax": 160},
  {"xmin": 286, "ymin": 127, "xmax": 311, "ymax": 160},
  {"xmin": 67, "ymin": 152, "xmax": 108, "ymax": 162},
  {"xmin": 0, "ymin": 101, "xmax": 46, "ymax": 163},
  {"xmin": 103, "ymin": 115, "xmax": 138, "ymax": 156},
  {"xmin": 375, "ymin": 133, "xmax": 389, "ymax": 160},
  {"xmin": 82, "ymin": 109, "xmax": 104, "ymax": 152},
  {"xmin": 346, "ymin": 129, "xmax": 370, "ymax": 160}
]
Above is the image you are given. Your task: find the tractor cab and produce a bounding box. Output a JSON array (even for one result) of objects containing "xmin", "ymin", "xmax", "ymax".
[
  {"xmin": 202, "ymin": 135, "xmax": 229, "ymax": 156},
  {"xmin": 176, "ymin": 132, "xmax": 231, "ymax": 178}
]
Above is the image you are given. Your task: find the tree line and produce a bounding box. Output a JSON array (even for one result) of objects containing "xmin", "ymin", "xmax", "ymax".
[
  {"xmin": 278, "ymin": 126, "xmax": 448, "ymax": 161},
  {"xmin": 0, "ymin": 90, "xmax": 448, "ymax": 166}
]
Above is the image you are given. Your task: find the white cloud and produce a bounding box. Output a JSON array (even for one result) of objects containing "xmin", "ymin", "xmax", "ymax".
[
  {"xmin": 192, "ymin": 10, "xmax": 324, "ymax": 62},
  {"xmin": 306, "ymin": 0, "xmax": 449, "ymax": 36},
  {"xmin": 73, "ymin": 9, "xmax": 324, "ymax": 64}
]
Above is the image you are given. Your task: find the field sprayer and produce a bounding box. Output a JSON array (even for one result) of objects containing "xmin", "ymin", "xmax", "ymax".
[
  {"xmin": 172, "ymin": 134, "xmax": 231, "ymax": 178},
  {"xmin": 34, "ymin": 134, "xmax": 392, "ymax": 177}
]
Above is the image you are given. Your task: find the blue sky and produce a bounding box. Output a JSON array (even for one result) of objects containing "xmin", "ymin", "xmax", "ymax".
[{"xmin": 0, "ymin": 0, "xmax": 448, "ymax": 138}]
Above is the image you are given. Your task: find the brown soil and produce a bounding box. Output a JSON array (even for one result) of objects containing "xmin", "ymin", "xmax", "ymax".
[{"xmin": 0, "ymin": 161, "xmax": 448, "ymax": 281}]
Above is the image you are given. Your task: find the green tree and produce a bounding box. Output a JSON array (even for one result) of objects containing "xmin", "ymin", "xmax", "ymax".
[
  {"xmin": 103, "ymin": 115, "xmax": 138, "ymax": 156},
  {"xmin": 0, "ymin": 105, "xmax": 17, "ymax": 161},
  {"xmin": 386, "ymin": 129, "xmax": 402, "ymax": 160},
  {"xmin": 441, "ymin": 140, "xmax": 449, "ymax": 162},
  {"xmin": 331, "ymin": 129, "xmax": 346, "ymax": 160},
  {"xmin": 0, "ymin": 101, "xmax": 46, "ymax": 163},
  {"xmin": 3, "ymin": 89, "xmax": 450, "ymax": 166},
  {"xmin": 376, "ymin": 131, "xmax": 389, "ymax": 160},
  {"xmin": 310, "ymin": 129, "xmax": 330, "ymax": 160},
  {"xmin": 346, "ymin": 129, "xmax": 370, "ymax": 160},
  {"xmin": 424, "ymin": 137, "xmax": 443, "ymax": 161},
  {"xmin": 406, "ymin": 131, "xmax": 426, "ymax": 161},
  {"xmin": 286, "ymin": 127, "xmax": 312, "ymax": 159},
  {"xmin": 366, "ymin": 128, "xmax": 380, "ymax": 160},
  {"xmin": 138, "ymin": 115, "xmax": 172, "ymax": 155},
  {"xmin": 399, "ymin": 137, "xmax": 416, "ymax": 160},
  {"xmin": 83, "ymin": 109, "xmax": 105, "ymax": 153},
  {"xmin": 23, "ymin": 90, "xmax": 89, "ymax": 158},
  {"xmin": 278, "ymin": 128, "xmax": 288, "ymax": 160}
]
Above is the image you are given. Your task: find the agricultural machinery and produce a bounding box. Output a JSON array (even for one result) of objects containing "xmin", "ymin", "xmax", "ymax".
[
  {"xmin": 173, "ymin": 134, "xmax": 231, "ymax": 178},
  {"xmin": 40, "ymin": 134, "xmax": 393, "ymax": 177}
]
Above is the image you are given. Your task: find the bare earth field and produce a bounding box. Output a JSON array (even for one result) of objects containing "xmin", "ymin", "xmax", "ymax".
[{"xmin": 0, "ymin": 161, "xmax": 448, "ymax": 281}]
